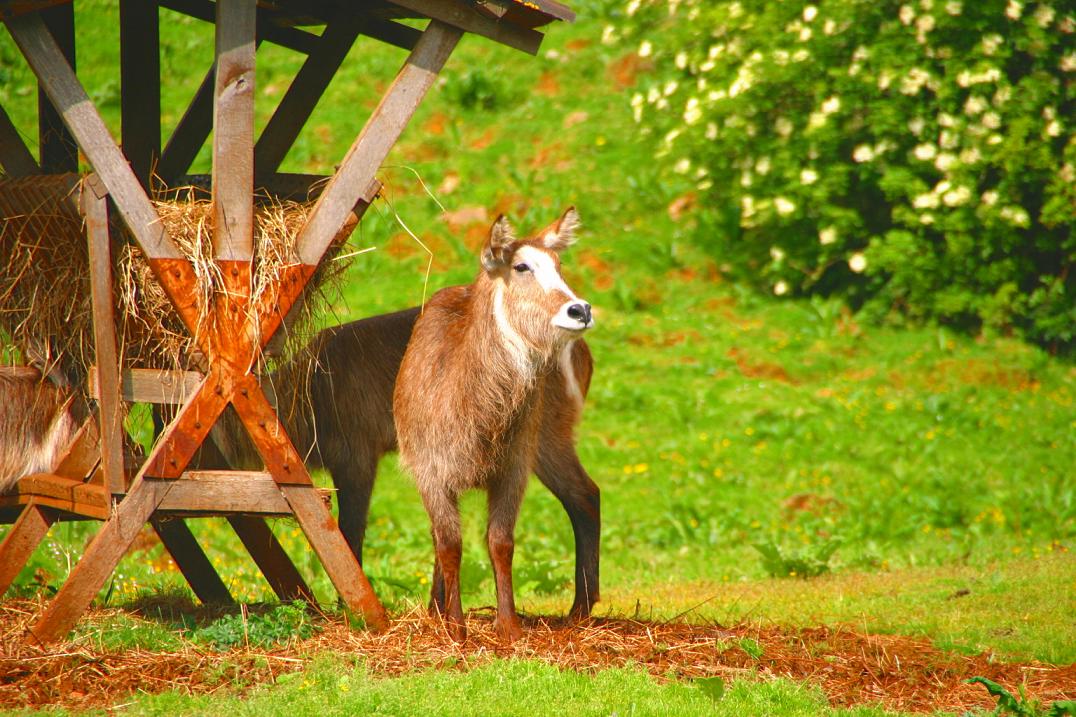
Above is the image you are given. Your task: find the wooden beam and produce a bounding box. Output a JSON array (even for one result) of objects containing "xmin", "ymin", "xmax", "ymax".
[
  {"xmin": 156, "ymin": 64, "xmax": 214, "ymax": 183},
  {"xmin": 0, "ymin": 503, "xmax": 57, "ymax": 595},
  {"xmin": 390, "ymin": 0, "xmax": 543, "ymax": 55},
  {"xmin": 14, "ymin": 473, "xmax": 110, "ymax": 511},
  {"xmin": 5, "ymin": 12, "xmax": 182, "ymax": 260},
  {"xmin": 228, "ymin": 515, "xmax": 316, "ymax": 603},
  {"xmin": 53, "ymin": 416, "xmax": 100, "ymax": 480},
  {"xmin": 295, "ymin": 19, "xmax": 461, "ymax": 266},
  {"xmin": 89, "ymin": 367, "xmax": 204, "ymax": 405},
  {"xmin": 212, "ymin": 0, "xmax": 256, "ymax": 261},
  {"xmin": 155, "ymin": 471, "xmax": 291, "ymax": 513},
  {"xmin": 151, "ymin": 516, "xmax": 236, "ymax": 604},
  {"xmin": 120, "ymin": 0, "xmax": 161, "ymax": 187},
  {"xmin": 36, "ymin": 3, "xmax": 77, "ymax": 172},
  {"xmin": 158, "ymin": 0, "xmax": 320, "ymax": 54},
  {"xmin": 254, "ymin": 14, "xmax": 362, "ymax": 179},
  {"xmin": 82, "ymin": 175, "xmax": 126, "ymax": 495},
  {"xmin": 0, "ymin": 103, "xmax": 40, "ymax": 175}
]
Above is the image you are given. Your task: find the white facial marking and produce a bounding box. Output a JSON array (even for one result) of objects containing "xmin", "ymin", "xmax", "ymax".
[
  {"xmin": 493, "ymin": 280, "xmax": 534, "ymax": 376},
  {"xmin": 515, "ymin": 245, "xmax": 579, "ymax": 301},
  {"xmin": 559, "ymin": 342, "xmax": 583, "ymax": 408}
]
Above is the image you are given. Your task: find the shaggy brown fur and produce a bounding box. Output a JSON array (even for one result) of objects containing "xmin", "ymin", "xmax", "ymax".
[
  {"xmin": 394, "ymin": 209, "xmax": 593, "ymax": 642},
  {"xmin": 0, "ymin": 367, "xmax": 79, "ymax": 494}
]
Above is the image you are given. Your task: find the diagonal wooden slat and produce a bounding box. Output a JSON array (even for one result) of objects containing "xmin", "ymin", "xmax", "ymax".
[
  {"xmin": 0, "ymin": 503, "xmax": 57, "ymax": 595},
  {"xmin": 0, "ymin": 103, "xmax": 40, "ymax": 175},
  {"xmin": 36, "ymin": 3, "xmax": 77, "ymax": 172},
  {"xmin": 389, "ymin": 0, "xmax": 542, "ymax": 55},
  {"xmin": 120, "ymin": 0, "xmax": 161, "ymax": 187},
  {"xmin": 151, "ymin": 517, "xmax": 235, "ymax": 605},
  {"xmin": 295, "ymin": 19, "xmax": 461, "ymax": 266},
  {"xmin": 4, "ymin": 12, "xmax": 182, "ymax": 260},
  {"xmin": 213, "ymin": 0, "xmax": 256, "ymax": 261},
  {"xmin": 228, "ymin": 515, "xmax": 316, "ymax": 603}
]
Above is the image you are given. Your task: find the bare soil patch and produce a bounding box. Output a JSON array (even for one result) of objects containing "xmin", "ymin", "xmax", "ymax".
[{"xmin": 1, "ymin": 600, "xmax": 1072, "ymax": 713}]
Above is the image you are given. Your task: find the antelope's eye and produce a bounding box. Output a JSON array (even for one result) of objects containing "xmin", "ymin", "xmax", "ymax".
[{"xmin": 513, "ymin": 263, "xmax": 531, "ymax": 273}]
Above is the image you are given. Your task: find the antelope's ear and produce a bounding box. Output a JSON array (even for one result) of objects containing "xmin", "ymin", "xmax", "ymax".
[
  {"xmin": 541, "ymin": 206, "xmax": 581, "ymax": 251},
  {"xmin": 481, "ymin": 214, "xmax": 516, "ymax": 271}
]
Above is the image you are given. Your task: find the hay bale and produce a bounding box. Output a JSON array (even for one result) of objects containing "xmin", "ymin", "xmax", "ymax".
[{"xmin": 0, "ymin": 175, "xmax": 348, "ymax": 384}]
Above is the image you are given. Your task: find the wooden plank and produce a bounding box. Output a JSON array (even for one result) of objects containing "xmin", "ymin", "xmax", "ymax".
[
  {"xmin": 151, "ymin": 516, "xmax": 235, "ymax": 604},
  {"xmin": 158, "ymin": 0, "xmax": 319, "ymax": 54},
  {"xmin": 155, "ymin": 471, "xmax": 292, "ymax": 513},
  {"xmin": 254, "ymin": 15, "xmax": 362, "ymax": 179},
  {"xmin": 228, "ymin": 515, "xmax": 316, "ymax": 603},
  {"xmin": 212, "ymin": 0, "xmax": 256, "ymax": 261},
  {"xmin": 360, "ymin": 17, "xmax": 422, "ymax": 51},
  {"xmin": 89, "ymin": 367, "xmax": 204, "ymax": 405},
  {"xmin": 53, "ymin": 416, "xmax": 100, "ymax": 481},
  {"xmin": 5, "ymin": 12, "xmax": 182, "ymax": 260},
  {"xmin": 0, "ymin": 503, "xmax": 57, "ymax": 595},
  {"xmin": 28, "ymin": 475, "xmax": 169, "ymax": 642},
  {"xmin": 0, "ymin": 103, "xmax": 40, "ymax": 175},
  {"xmin": 82, "ymin": 175, "xmax": 126, "ymax": 495},
  {"xmin": 15, "ymin": 473, "xmax": 110, "ymax": 506},
  {"xmin": 120, "ymin": 0, "xmax": 161, "ymax": 187},
  {"xmin": 229, "ymin": 374, "xmax": 311, "ymax": 486},
  {"xmin": 156, "ymin": 64, "xmax": 214, "ymax": 183},
  {"xmin": 389, "ymin": 0, "xmax": 542, "ymax": 55},
  {"xmin": 281, "ymin": 484, "xmax": 388, "ymax": 629},
  {"xmin": 36, "ymin": 3, "xmax": 77, "ymax": 172},
  {"xmin": 143, "ymin": 372, "xmax": 230, "ymax": 479},
  {"xmin": 295, "ymin": 20, "xmax": 461, "ymax": 266}
]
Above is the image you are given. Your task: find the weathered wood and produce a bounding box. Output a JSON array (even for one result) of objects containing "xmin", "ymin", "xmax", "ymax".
[
  {"xmin": 230, "ymin": 374, "xmax": 311, "ymax": 486},
  {"xmin": 89, "ymin": 367, "xmax": 204, "ymax": 405},
  {"xmin": 83, "ymin": 176, "xmax": 126, "ymax": 495},
  {"xmin": 295, "ymin": 20, "xmax": 461, "ymax": 266},
  {"xmin": 0, "ymin": 503, "xmax": 57, "ymax": 595},
  {"xmin": 0, "ymin": 103, "xmax": 40, "ymax": 175},
  {"xmin": 36, "ymin": 3, "xmax": 77, "ymax": 172},
  {"xmin": 15, "ymin": 473, "xmax": 110, "ymax": 512},
  {"xmin": 53, "ymin": 417, "xmax": 100, "ymax": 481},
  {"xmin": 254, "ymin": 14, "xmax": 362, "ymax": 179},
  {"xmin": 120, "ymin": 0, "xmax": 161, "ymax": 187},
  {"xmin": 212, "ymin": 0, "xmax": 256, "ymax": 261},
  {"xmin": 228, "ymin": 515, "xmax": 316, "ymax": 603},
  {"xmin": 5, "ymin": 12, "xmax": 181, "ymax": 260},
  {"xmin": 28, "ymin": 476, "xmax": 169, "ymax": 642},
  {"xmin": 158, "ymin": 0, "xmax": 319, "ymax": 54},
  {"xmin": 390, "ymin": 0, "xmax": 542, "ymax": 55},
  {"xmin": 155, "ymin": 471, "xmax": 291, "ymax": 513},
  {"xmin": 143, "ymin": 373, "xmax": 230, "ymax": 479},
  {"xmin": 360, "ymin": 16, "xmax": 422, "ymax": 51},
  {"xmin": 151, "ymin": 516, "xmax": 235, "ymax": 604},
  {"xmin": 281, "ymin": 485, "xmax": 388, "ymax": 629},
  {"xmin": 156, "ymin": 64, "xmax": 215, "ymax": 183}
]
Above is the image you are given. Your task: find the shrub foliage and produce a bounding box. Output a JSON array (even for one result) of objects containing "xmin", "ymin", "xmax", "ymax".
[{"xmin": 614, "ymin": 0, "xmax": 1075, "ymax": 350}]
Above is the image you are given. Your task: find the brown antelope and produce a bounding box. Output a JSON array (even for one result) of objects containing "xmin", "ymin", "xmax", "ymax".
[
  {"xmin": 394, "ymin": 207, "xmax": 594, "ymax": 642},
  {"xmin": 211, "ymin": 303, "xmax": 600, "ymax": 620},
  {"xmin": 0, "ymin": 367, "xmax": 80, "ymax": 494}
]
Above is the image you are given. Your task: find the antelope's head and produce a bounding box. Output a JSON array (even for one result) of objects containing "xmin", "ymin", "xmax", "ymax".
[{"xmin": 481, "ymin": 207, "xmax": 593, "ymax": 359}]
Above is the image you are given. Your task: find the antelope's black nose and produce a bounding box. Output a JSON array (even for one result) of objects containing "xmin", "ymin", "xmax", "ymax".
[{"xmin": 567, "ymin": 302, "xmax": 592, "ymax": 325}]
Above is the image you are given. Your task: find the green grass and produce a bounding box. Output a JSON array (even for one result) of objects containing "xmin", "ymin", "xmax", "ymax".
[{"xmin": 1, "ymin": 0, "xmax": 1075, "ymax": 713}]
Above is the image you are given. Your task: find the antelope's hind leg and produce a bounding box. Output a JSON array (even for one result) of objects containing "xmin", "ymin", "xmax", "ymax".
[{"xmin": 421, "ymin": 487, "xmax": 466, "ymax": 641}]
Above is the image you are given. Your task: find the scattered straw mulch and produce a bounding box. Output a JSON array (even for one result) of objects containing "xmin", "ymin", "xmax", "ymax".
[{"xmin": 1, "ymin": 599, "xmax": 1073, "ymax": 713}]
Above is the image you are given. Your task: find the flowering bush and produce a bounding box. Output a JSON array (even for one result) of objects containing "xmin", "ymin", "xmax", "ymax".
[{"xmin": 613, "ymin": 0, "xmax": 1075, "ymax": 349}]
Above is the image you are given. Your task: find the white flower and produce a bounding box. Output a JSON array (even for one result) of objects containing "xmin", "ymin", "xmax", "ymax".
[
  {"xmin": 773, "ymin": 49, "xmax": 789, "ymax": 65},
  {"xmin": 799, "ymin": 27, "xmax": 813, "ymax": 42},
  {"xmin": 852, "ymin": 144, "xmax": 875, "ymax": 162},
  {"xmin": 959, "ymin": 147, "xmax": 982, "ymax": 164},
  {"xmin": 741, "ymin": 195, "xmax": 756, "ymax": 218},
  {"xmin": 822, "ymin": 96, "xmax": 841, "ymax": 114},
  {"xmin": 626, "ymin": 0, "xmax": 642, "ymax": 16},
  {"xmin": 987, "ymin": 133, "xmax": 1003, "ymax": 145},
  {"xmin": 638, "ymin": 40, "xmax": 653, "ymax": 58},
  {"xmin": 913, "ymin": 192, "xmax": 940, "ymax": 209},
  {"xmin": 740, "ymin": 170, "xmax": 753, "ymax": 187},
  {"xmin": 673, "ymin": 158, "xmax": 692, "ymax": 174},
  {"xmin": 853, "ymin": 46, "xmax": 870, "ymax": 62},
  {"xmin": 878, "ymin": 72, "xmax": 893, "ymax": 90},
  {"xmin": 901, "ymin": 68, "xmax": 931, "ymax": 95},
  {"xmin": 705, "ymin": 123, "xmax": 719, "ymax": 140},
  {"xmin": 945, "ymin": 1, "xmax": 962, "ymax": 14},
  {"xmin": 848, "ymin": 253, "xmax": 868, "ymax": 273},
  {"xmin": 909, "ymin": 117, "xmax": 926, "ymax": 135},
  {"xmin": 1061, "ymin": 54, "xmax": 1076, "ymax": 72},
  {"xmin": 919, "ymin": 213, "xmax": 935, "ymax": 225},
  {"xmin": 755, "ymin": 156, "xmax": 771, "ymax": 175},
  {"xmin": 938, "ymin": 112, "xmax": 957, "ymax": 127},
  {"xmin": 964, "ymin": 95, "xmax": 987, "ymax": 115},
  {"xmin": 800, "ymin": 168, "xmax": 819, "ymax": 185},
  {"xmin": 1005, "ymin": 0, "xmax": 1022, "ymax": 20},
  {"xmin": 940, "ymin": 130, "xmax": 959, "ymax": 150},
  {"xmin": 663, "ymin": 80, "xmax": 679, "ymax": 96},
  {"xmin": 981, "ymin": 190, "xmax": 999, "ymax": 205},
  {"xmin": 982, "ymin": 34, "xmax": 1004, "ymax": 55},
  {"xmin": 1045, "ymin": 120, "xmax": 1062, "ymax": 137},
  {"xmin": 600, "ymin": 25, "xmax": 617, "ymax": 45},
  {"xmin": 999, "ymin": 206, "xmax": 1030, "ymax": 227},
  {"xmin": 982, "ymin": 111, "xmax": 1001, "ymax": 129},
  {"xmin": 808, "ymin": 111, "xmax": 827, "ymax": 130},
  {"xmin": 934, "ymin": 153, "xmax": 958, "ymax": 171},
  {"xmin": 773, "ymin": 280, "xmax": 789, "ymax": 296},
  {"xmin": 819, "ymin": 226, "xmax": 838, "ymax": 245},
  {"xmin": 943, "ymin": 185, "xmax": 972, "ymax": 206},
  {"xmin": 792, "ymin": 49, "xmax": 810, "ymax": 63},
  {"xmin": 1033, "ymin": 4, "xmax": 1055, "ymax": 27},
  {"xmin": 916, "ymin": 14, "xmax": 935, "ymax": 33},
  {"xmin": 914, "ymin": 143, "xmax": 938, "ymax": 161},
  {"xmin": 675, "ymin": 51, "xmax": 689, "ymax": 69},
  {"xmin": 804, "ymin": 5, "xmax": 818, "ymax": 22},
  {"xmin": 664, "ymin": 128, "xmax": 681, "ymax": 145},
  {"xmin": 824, "ymin": 19, "xmax": 837, "ymax": 35},
  {"xmin": 934, "ymin": 180, "xmax": 952, "ymax": 195},
  {"xmin": 774, "ymin": 197, "xmax": 796, "ymax": 215},
  {"xmin": 684, "ymin": 98, "xmax": 703, "ymax": 125},
  {"xmin": 776, "ymin": 117, "xmax": 793, "ymax": 137},
  {"xmin": 900, "ymin": 4, "xmax": 916, "ymax": 24},
  {"xmin": 770, "ymin": 246, "xmax": 786, "ymax": 262}
]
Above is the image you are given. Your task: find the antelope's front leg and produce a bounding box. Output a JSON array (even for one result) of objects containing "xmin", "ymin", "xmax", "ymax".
[
  {"xmin": 422, "ymin": 487, "xmax": 466, "ymax": 641},
  {"xmin": 487, "ymin": 471, "xmax": 527, "ymax": 643}
]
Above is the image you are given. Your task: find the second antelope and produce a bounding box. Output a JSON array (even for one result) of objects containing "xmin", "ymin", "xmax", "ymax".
[{"xmin": 394, "ymin": 207, "xmax": 594, "ymax": 642}]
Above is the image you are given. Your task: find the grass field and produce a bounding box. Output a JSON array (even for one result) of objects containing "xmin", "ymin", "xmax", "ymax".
[{"xmin": 1, "ymin": 1, "xmax": 1074, "ymax": 714}]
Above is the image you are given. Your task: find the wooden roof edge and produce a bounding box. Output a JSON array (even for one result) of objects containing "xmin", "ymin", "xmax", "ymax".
[{"xmin": 488, "ymin": 0, "xmax": 575, "ymax": 23}]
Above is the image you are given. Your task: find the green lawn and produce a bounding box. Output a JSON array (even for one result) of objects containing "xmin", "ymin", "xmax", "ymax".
[{"xmin": 1, "ymin": 1, "xmax": 1074, "ymax": 714}]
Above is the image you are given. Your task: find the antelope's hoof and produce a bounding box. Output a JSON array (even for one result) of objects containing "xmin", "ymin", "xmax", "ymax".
[{"xmin": 495, "ymin": 616, "xmax": 523, "ymax": 643}]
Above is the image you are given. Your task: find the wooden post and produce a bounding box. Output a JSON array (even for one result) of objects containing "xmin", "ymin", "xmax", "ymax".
[
  {"xmin": 0, "ymin": 503, "xmax": 57, "ymax": 595},
  {"xmin": 83, "ymin": 175, "xmax": 127, "ymax": 496},
  {"xmin": 120, "ymin": 0, "xmax": 161, "ymax": 187},
  {"xmin": 212, "ymin": 0, "xmax": 255, "ymax": 261},
  {"xmin": 37, "ymin": 3, "xmax": 77, "ymax": 172},
  {"xmin": 0, "ymin": 104, "xmax": 40, "ymax": 176},
  {"xmin": 228, "ymin": 516, "xmax": 315, "ymax": 603},
  {"xmin": 151, "ymin": 517, "xmax": 235, "ymax": 605}
]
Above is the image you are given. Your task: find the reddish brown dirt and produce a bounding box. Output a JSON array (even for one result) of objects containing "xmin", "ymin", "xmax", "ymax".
[{"xmin": 1, "ymin": 600, "xmax": 1072, "ymax": 713}]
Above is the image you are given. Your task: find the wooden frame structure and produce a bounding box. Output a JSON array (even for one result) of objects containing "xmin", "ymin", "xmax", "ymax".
[{"xmin": 0, "ymin": 0, "xmax": 572, "ymax": 642}]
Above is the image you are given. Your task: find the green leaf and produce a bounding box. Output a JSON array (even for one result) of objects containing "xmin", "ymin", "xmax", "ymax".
[{"xmin": 695, "ymin": 676, "xmax": 725, "ymax": 703}]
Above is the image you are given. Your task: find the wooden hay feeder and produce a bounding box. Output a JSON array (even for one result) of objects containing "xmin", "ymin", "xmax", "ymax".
[{"xmin": 0, "ymin": 0, "xmax": 573, "ymax": 642}]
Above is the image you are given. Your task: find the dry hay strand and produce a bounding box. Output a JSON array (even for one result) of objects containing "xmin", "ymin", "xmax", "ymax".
[
  {"xmin": 1, "ymin": 176, "xmax": 349, "ymax": 381},
  {"xmin": 1, "ymin": 599, "xmax": 1073, "ymax": 713}
]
